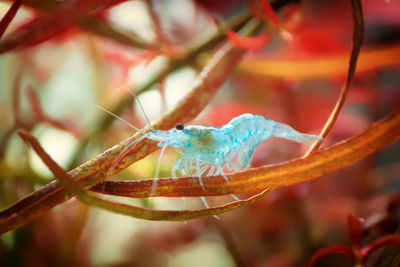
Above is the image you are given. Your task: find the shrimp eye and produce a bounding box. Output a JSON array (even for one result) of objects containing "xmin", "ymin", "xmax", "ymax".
[{"xmin": 176, "ymin": 123, "xmax": 184, "ymax": 130}]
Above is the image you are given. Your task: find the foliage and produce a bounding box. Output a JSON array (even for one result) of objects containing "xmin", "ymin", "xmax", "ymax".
[{"xmin": 0, "ymin": 0, "xmax": 399, "ymax": 266}]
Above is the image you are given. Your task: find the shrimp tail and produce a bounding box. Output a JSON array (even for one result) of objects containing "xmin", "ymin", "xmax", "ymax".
[{"xmin": 271, "ymin": 122, "xmax": 321, "ymax": 145}]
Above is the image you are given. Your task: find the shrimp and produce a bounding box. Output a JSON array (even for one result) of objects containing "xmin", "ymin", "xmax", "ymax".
[
  {"xmin": 98, "ymin": 104, "xmax": 321, "ymax": 209},
  {"xmin": 147, "ymin": 114, "xmax": 321, "ymax": 188}
]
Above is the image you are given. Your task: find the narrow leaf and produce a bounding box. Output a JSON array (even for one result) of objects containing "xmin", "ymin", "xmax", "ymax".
[
  {"xmin": 361, "ymin": 235, "xmax": 400, "ymax": 261},
  {"xmin": 0, "ymin": 0, "xmax": 128, "ymax": 54},
  {"xmin": 248, "ymin": 0, "xmax": 280, "ymax": 26},
  {"xmin": 304, "ymin": 0, "xmax": 364, "ymax": 156},
  {"xmin": 348, "ymin": 214, "xmax": 365, "ymax": 250},
  {"xmin": 260, "ymin": 0, "xmax": 280, "ymax": 26},
  {"xmin": 237, "ymin": 44, "xmax": 400, "ymax": 79},
  {"xmin": 0, "ymin": 0, "xmax": 23, "ymax": 38},
  {"xmin": 226, "ymin": 29, "xmax": 270, "ymax": 51},
  {"xmin": 306, "ymin": 245, "xmax": 354, "ymax": 267}
]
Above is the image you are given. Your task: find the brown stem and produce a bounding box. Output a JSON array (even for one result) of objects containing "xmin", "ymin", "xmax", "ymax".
[
  {"xmin": 304, "ymin": 0, "xmax": 364, "ymax": 157},
  {"xmin": 0, "ymin": 0, "xmax": 22, "ymax": 38}
]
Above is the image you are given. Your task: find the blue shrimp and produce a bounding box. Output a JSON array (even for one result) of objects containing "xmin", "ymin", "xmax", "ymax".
[
  {"xmin": 98, "ymin": 105, "xmax": 321, "ymax": 209},
  {"xmin": 146, "ymin": 113, "xmax": 322, "ymax": 208}
]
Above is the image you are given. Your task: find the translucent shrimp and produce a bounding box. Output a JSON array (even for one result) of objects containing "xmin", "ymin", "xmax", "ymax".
[
  {"xmin": 98, "ymin": 105, "xmax": 321, "ymax": 209},
  {"xmin": 149, "ymin": 113, "xmax": 321, "ymax": 208},
  {"xmin": 147, "ymin": 113, "xmax": 321, "ymax": 181}
]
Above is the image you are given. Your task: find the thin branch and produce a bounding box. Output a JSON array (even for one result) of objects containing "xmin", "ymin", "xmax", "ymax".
[
  {"xmin": 306, "ymin": 245, "xmax": 355, "ymax": 267},
  {"xmin": 144, "ymin": 0, "xmax": 172, "ymax": 48},
  {"xmin": 78, "ymin": 15, "xmax": 151, "ymax": 50},
  {"xmin": 304, "ymin": 0, "xmax": 364, "ymax": 157},
  {"xmin": 26, "ymin": 86, "xmax": 81, "ymax": 137},
  {"xmin": 0, "ymin": 0, "xmax": 22, "ymax": 38}
]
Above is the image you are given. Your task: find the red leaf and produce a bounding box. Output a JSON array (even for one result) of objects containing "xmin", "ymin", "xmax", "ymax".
[
  {"xmin": 348, "ymin": 214, "xmax": 365, "ymax": 250},
  {"xmin": 306, "ymin": 245, "xmax": 354, "ymax": 267},
  {"xmin": 248, "ymin": 0, "xmax": 280, "ymax": 26},
  {"xmin": 291, "ymin": 29, "xmax": 346, "ymax": 55},
  {"xmin": 260, "ymin": 0, "xmax": 280, "ymax": 26},
  {"xmin": 0, "ymin": 0, "xmax": 128, "ymax": 54},
  {"xmin": 360, "ymin": 235, "xmax": 400, "ymax": 261},
  {"xmin": 226, "ymin": 29, "xmax": 270, "ymax": 51}
]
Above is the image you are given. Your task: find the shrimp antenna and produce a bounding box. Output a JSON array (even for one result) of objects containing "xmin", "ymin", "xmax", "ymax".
[
  {"xmin": 91, "ymin": 102, "xmax": 146, "ymax": 135},
  {"xmin": 128, "ymin": 88, "xmax": 155, "ymax": 131}
]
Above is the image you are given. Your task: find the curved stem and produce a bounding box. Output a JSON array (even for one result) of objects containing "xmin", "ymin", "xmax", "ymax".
[{"xmin": 304, "ymin": 0, "xmax": 364, "ymax": 156}]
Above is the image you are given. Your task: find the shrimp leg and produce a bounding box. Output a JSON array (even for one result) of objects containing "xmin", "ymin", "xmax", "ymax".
[
  {"xmin": 172, "ymin": 157, "xmax": 210, "ymax": 210},
  {"xmin": 171, "ymin": 157, "xmax": 181, "ymax": 179},
  {"xmin": 150, "ymin": 144, "xmax": 168, "ymax": 195},
  {"xmin": 215, "ymin": 159, "xmax": 240, "ymax": 201},
  {"xmin": 207, "ymin": 165, "xmax": 216, "ymax": 176},
  {"xmin": 171, "ymin": 158, "xmax": 185, "ymax": 209},
  {"xmin": 194, "ymin": 157, "xmax": 211, "ymax": 209},
  {"xmin": 196, "ymin": 157, "xmax": 206, "ymax": 191}
]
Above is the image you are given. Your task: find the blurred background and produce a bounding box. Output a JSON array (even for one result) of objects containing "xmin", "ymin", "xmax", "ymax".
[{"xmin": 0, "ymin": 0, "xmax": 400, "ymax": 266}]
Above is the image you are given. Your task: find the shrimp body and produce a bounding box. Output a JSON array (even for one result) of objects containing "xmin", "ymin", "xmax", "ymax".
[{"xmin": 147, "ymin": 113, "xmax": 321, "ymax": 178}]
